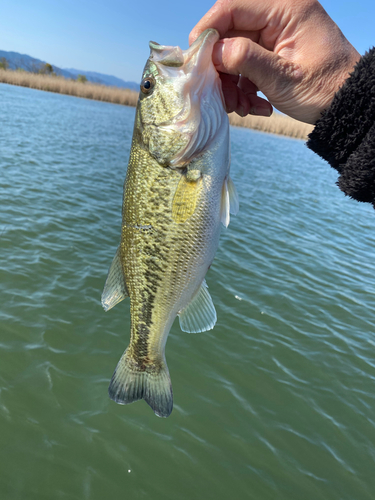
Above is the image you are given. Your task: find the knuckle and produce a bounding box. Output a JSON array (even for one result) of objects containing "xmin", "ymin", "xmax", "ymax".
[{"xmin": 223, "ymin": 38, "xmax": 251, "ymax": 74}]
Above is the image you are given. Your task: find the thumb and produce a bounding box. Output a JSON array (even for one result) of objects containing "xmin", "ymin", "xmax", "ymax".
[{"xmin": 212, "ymin": 38, "xmax": 303, "ymax": 111}]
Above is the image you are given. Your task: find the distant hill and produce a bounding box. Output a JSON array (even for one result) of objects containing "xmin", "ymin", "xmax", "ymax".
[
  {"xmin": 64, "ymin": 69, "xmax": 139, "ymax": 91},
  {"xmin": 0, "ymin": 50, "xmax": 73, "ymax": 79},
  {"xmin": 0, "ymin": 50, "xmax": 138, "ymax": 90}
]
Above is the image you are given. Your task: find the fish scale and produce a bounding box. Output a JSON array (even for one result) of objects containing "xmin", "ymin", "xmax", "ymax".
[
  {"xmin": 123, "ymin": 151, "xmax": 175, "ymax": 354},
  {"xmin": 101, "ymin": 29, "xmax": 239, "ymax": 417}
]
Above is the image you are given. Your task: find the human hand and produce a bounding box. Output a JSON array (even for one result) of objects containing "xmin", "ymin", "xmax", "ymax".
[{"xmin": 189, "ymin": 0, "xmax": 360, "ymax": 124}]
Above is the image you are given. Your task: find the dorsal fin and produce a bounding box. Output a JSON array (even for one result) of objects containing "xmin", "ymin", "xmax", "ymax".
[{"xmin": 101, "ymin": 246, "xmax": 129, "ymax": 311}]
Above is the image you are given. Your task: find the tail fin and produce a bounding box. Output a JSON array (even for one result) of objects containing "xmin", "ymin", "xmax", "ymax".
[{"xmin": 108, "ymin": 350, "xmax": 173, "ymax": 418}]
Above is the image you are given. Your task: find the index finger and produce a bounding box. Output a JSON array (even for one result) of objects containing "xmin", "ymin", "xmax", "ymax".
[{"xmin": 189, "ymin": 0, "xmax": 271, "ymax": 45}]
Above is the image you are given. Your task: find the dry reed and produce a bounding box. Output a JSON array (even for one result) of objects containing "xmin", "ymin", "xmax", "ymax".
[
  {"xmin": 0, "ymin": 69, "xmax": 313, "ymax": 139},
  {"xmin": 229, "ymin": 112, "xmax": 313, "ymax": 140},
  {"xmin": 0, "ymin": 69, "xmax": 138, "ymax": 106}
]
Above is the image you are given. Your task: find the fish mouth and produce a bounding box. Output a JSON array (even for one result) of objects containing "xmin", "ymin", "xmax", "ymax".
[
  {"xmin": 149, "ymin": 29, "xmax": 219, "ymax": 73},
  {"xmin": 144, "ymin": 29, "xmax": 225, "ymax": 167}
]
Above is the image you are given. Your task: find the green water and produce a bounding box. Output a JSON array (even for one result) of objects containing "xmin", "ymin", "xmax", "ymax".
[{"xmin": 1, "ymin": 83, "xmax": 375, "ymax": 500}]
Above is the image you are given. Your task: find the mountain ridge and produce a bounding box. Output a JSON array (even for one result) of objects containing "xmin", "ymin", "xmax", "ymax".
[{"xmin": 0, "ymin": 50, "xmax": 138, "ymax": 90}]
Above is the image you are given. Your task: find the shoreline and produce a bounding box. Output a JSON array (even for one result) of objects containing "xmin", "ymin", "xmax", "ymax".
[{"xmin": 0, "ymin": 69, "xmax": 313, "ymax": 139}]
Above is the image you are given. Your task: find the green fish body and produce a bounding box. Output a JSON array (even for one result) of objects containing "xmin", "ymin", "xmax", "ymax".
[{"xmin": 102, "ymin": 29, "xmax": 238, "ymax": 417}]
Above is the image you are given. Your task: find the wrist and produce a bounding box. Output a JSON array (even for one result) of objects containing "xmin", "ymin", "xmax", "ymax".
[{"xmin": 311, "ymin": 49, "xmax": 361, "ymax": 124}]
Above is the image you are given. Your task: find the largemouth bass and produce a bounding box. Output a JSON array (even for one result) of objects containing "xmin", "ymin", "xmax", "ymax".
[{"xmin": 102, "ymin": 29, "xmax": 238, "ymax": 417}]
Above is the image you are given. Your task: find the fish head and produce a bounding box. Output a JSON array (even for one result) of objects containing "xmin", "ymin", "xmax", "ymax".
[{"xmin": 137, "ymin": 29, "xmax": 227, "ymax": 167}]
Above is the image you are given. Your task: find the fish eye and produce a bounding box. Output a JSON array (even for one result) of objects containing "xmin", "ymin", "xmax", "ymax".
[{"xmin": 140, "ymin": 76, "xmax": 155, "ymax": 94}]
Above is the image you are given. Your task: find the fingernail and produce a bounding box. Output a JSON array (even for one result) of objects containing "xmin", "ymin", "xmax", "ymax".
[
  {"xmin": 238, "ymin": 106, "xmax": 245, "ymax": 117},
  {"xmin": 212, "ymin": 41, "xmax": 224, "ymax": 66}
]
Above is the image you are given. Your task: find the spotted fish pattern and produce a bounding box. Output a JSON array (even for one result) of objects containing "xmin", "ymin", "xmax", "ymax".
[{"xmin": 102, "ymin": 30, "xmax": 239, "ymax": 417}]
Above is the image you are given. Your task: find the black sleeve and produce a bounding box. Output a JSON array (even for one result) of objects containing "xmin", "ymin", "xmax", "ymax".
[{"xmin": 307, "ymin": 47, "xmax": 375, "ymax": 207}]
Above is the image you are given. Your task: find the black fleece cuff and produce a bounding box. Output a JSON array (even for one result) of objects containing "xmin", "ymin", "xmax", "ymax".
[{"xmin": 307, "ymin": 47, "xmax": 375, "ymax": 206}]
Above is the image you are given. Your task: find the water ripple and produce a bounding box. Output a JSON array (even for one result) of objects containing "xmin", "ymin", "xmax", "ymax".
[{"xmin": 2, "ymin": 84, "xmax": 375, "ymax": 500}]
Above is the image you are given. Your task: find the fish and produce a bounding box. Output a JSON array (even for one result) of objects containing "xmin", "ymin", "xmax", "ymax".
[{"xmin": 101, "ymin": 29, "xmax": 239, "ymax": 418}]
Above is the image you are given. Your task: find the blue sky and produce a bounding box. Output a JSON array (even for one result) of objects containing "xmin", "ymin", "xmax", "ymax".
[{"xmin": 1, "ymin": 0, "xmax": 374, "ymax": 83}]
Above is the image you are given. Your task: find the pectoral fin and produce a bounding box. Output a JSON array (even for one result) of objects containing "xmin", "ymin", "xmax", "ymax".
[
  {"xmin": 178, "ymin": 279, "xmax": 217, "ymax": 333},
  {"xmin": 220, "ymin": 176, "xmax": 239, "ymax": 228},
  {"xmin": 101, "ymin": 246, "xmax": 129, "ymax": 311},
  {"xmin": 172, "ymin": 173, "xmax": 202, "ymax": 224}
]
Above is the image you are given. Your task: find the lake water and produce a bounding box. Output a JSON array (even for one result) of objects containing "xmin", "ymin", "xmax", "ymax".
[{"xmin": 1, "ymin": 83, "xmax": 375, "ymax": 500}]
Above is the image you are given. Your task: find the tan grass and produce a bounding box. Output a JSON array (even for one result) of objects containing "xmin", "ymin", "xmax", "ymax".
[
  {"xmin": 229, "ymin": 111, "xmax": 314, "ymax": 140},
  {"xmin": 0, "ymin": 69, "xmax": 138, "ymax": 106},
  {"xmin": 0, "ymin": 69, "xmax": 313, "ymax": 139}
]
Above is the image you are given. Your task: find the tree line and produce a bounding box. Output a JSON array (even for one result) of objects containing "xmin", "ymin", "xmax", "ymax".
[{"xmin": 0, "ymin": 57, "xmax": 87, "ymax": 82}]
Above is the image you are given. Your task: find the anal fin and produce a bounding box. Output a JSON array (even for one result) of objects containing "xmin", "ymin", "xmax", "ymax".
[{"xmin": 178, "ymin": 279, "xmax": 217, "ymax": 333}]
